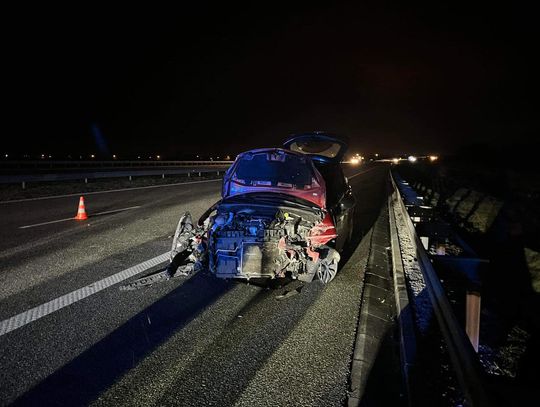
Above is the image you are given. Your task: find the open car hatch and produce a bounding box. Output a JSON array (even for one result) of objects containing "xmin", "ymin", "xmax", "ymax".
[{"xmin": 283, "ymin": 132, "xmax": 348, "ymax": 164}]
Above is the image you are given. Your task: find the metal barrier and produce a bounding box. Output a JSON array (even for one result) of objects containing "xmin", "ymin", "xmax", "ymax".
[
  {"xmin": 0, "ymin": 161, "xmax": 233, "ymax": 188},
  {"xmin": 0, "ymin": 160, "xmax": 233, "ymax": 170},
  {"xmin": 389, "ymin": 172, "xmax": 493, "ymax": 407}
]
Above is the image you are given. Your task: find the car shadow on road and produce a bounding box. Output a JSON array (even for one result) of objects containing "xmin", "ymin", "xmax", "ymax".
[
  {"xmin": 12, "ymin": 271, "xmax": 235, "ymax": 407},
  {"xmin": 12, "ymin": 272, "xmax": 330, "ymax": 406}
]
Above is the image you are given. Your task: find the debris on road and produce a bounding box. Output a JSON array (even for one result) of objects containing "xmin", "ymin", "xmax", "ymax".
[
  {"xmin": 119, "ymin": 269, "xmax": 173, "ymax": 291},
  {"xmin": 275, "ymin": 285, "xmax": 303, "ymax": 300}
]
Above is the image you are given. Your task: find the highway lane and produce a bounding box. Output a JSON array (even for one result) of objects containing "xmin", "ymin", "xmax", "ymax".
[
  {"xmin": 0, "ymin": 163, "xmax": 389, "ymax": 406},
  {"xmin": 0, "ymin": 180, "xmax": 223, "ymax": 308},
  {"xmin": 0, "ymin": 165, "xmax": 372, "ymax": 249},
  {"xmin": 0, "ymin": 165, "xmax": 373, "ymax": 253},
  {"xmin": 0, "ymin": 179, "xmax": 224, "ymax": 253}
]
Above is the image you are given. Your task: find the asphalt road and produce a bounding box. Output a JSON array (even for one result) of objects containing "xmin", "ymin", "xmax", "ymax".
[{"xmin": 0, "ymin": 164, "xmax": 390, "ymax": 406}]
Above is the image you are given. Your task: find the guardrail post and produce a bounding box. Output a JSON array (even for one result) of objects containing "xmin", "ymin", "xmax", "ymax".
[
  {"xmin": 84, "ymin": 178, "xmax": 88, "ymax": 184},
  {"xmin": 198, "ymin": 172, "xmax": 201, "ymax": 177},
  {"xmin": 465, "ymin": 291, "xmax": 481, "ymax": 352},
  {"xmin": 129, "ymin": 176, "xmax": 132, "ymax": 181},
  {"xmin": 22, "ymin": 181, "xmax": 26, "ymax": 190},
  {"xmin": 162, "ymin": 174, "xmax": 165, "ymax": 179},
  {"xmin": 217, "ymin": 170, "xmax": 219, "ymax": 175},
  {"xmin": 187, "ymin": 172, "xmax": 190, "ymax": 177}
]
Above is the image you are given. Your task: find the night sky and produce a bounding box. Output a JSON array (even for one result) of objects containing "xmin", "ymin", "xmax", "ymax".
[{"xmin": 4, "ymin": 3, "xmax": 539, "ymax": 159}]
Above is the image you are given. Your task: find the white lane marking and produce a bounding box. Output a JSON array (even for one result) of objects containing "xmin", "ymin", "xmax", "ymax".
[
  {"xmin": 19, "ymin": 217, "xmax": 75, "ymax": 229},
  {"xmin": 92, "ymin": 205, "xmax": 141, "ymax": 217},
  {"xmin": 348, "ymin": 166, "xmax": 380, "ymax": 179},
  {"xmin": 18, "ymin": 206, "xmax": 142, "ymax": 229},
  {"xmin": 0, "ymin": 252, "xmax": 169, "ymax": 337},
  {"xmin": 1, "ymin": 178, "xmax": 222, "ymax": 204}
]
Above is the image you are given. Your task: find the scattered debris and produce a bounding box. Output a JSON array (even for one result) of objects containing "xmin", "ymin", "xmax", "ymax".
[
  {"xmin": 275, "ymin": 285, "xmax": 303, "ymax": 300},
  {"xmin": 119, "ymin": 269, "xmax": 173, "ymax": 291}
]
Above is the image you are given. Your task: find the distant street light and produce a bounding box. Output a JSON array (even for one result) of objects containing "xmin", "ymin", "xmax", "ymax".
[{"xmin": 408, "ymin": 155, "xmax": 417, "ymax": 163}]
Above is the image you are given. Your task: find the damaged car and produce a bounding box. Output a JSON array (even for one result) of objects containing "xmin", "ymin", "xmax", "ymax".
[{"xmin": 164, "ymin": 133, "xmax": 356, "ymax": 285}]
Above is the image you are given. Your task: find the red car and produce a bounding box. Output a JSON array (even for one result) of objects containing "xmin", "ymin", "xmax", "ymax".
[{"xmin": 169, "ymin": 133, "xmax": 356, "ymax": 284}]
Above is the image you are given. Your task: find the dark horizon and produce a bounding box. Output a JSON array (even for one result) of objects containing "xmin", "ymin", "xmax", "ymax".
[{"xmin": 4, "ymin": 3, "xmax": 539, "ymax": 158}]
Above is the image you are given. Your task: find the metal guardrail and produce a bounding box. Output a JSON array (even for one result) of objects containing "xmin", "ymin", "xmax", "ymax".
[
  {"xmin": 0, "ymin": 160, "xmax": 233, "ymax": 170},
  {"xmin": 387, "ymin": 184, "xmax": 417, "ymax": 407},
  {"xmin": 389, "ymin": 172, "xmax": 493, "ymax": 407},
  {"xmin": 0, "ymin": 160, "xmax": 362, "ymax": 188},
  {"xmin": 0, "ymin": 161, "xmax": 233, "ymax": 188}
]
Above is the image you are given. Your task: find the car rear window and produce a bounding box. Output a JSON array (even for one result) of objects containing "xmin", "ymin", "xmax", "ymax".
[
  {"xmin": 233, "ymin": 152, "xmax": 313, "ymax": 188},
  {"xmin": 288, "ymin": 140, "xmax": 342, "ymax": 158}
]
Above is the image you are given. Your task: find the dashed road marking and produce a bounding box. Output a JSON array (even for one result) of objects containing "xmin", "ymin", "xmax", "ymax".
[
  {"xmin": 18, "ymin": 206, "xmax": 142, "ymax": 229},
  {"xmin": 18, "ymin": 216, "xmax": 75, "ymax": 229},
  {"xmin": 0, "ymin": 252, "xmax": 169, "ymax": 337}
]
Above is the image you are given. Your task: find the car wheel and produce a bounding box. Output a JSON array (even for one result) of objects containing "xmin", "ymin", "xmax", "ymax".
[{"xmin": 316, "ymin": 246, "xmax": 340, "ymax": 284}]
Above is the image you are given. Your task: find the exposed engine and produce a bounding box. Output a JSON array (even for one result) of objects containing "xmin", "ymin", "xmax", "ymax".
[{"xmin": 207, "ymin": 203, "xmax": 339, "ymax": 282}]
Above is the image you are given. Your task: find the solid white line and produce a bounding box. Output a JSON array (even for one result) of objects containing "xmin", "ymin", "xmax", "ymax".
[
  {"xmin": 19, "ymin": 217, "xmax": 75, "ymax": 229},
  {"xmin": 348, "ymin": 166, "xmax": 380, "ymax": 179},
  {"xmin": 0, "ymin": 252, "xmax": 169, "ymax": 337},
  {"xmin": 18, "ymin": 206, "xmax": 142, "ymax": 229},
  {"xmin": 1, "ymin": 178, "xmax": 222, "ymax": 204}
]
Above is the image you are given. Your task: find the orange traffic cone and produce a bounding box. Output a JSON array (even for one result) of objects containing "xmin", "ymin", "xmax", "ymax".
[{"xmin": 75, "ymin": 196, "xmax": 88, "ymax": 220}]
